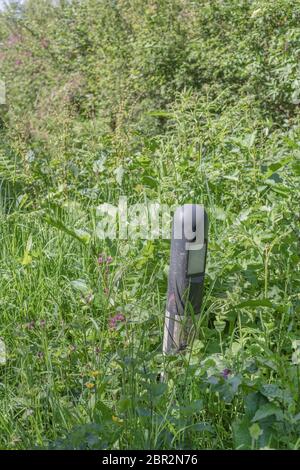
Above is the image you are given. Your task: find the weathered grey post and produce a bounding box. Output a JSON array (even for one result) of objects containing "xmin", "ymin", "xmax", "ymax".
[{"xmin": 163, "ymin": 204, "xmax": 208, "ymax": 357}]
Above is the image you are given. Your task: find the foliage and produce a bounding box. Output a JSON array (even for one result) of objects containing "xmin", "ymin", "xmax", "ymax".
[{"xmin": 0, "ymin": 0, "xmax": 300, "ymax": 450}]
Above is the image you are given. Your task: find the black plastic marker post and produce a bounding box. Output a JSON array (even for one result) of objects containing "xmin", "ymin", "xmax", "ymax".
[{"xmin": 163, "ymin": 204, "xmax": 208, "ymax": 356}]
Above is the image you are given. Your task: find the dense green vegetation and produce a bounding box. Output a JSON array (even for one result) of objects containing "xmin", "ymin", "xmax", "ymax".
[{"xmin": 0, "ymin": 0, "xmax": 300, "ymax": 450}]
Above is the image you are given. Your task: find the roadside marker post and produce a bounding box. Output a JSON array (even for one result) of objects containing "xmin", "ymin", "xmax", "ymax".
[{"xmin": 162, "ymin": 204, "xmax": 208, "ymax": 362}]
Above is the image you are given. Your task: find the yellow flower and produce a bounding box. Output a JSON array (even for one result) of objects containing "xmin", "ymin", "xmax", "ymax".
[
  {"xmin": 112, "ymin": 415, "xmax": 123, "ymax": 424},
  {"xmin": 90, "ymin": 370, "xmax": 100, "ymax": 378},
  {"xmin": 85, "ymin": 382, "xmax": 95, "ymax": 389}
]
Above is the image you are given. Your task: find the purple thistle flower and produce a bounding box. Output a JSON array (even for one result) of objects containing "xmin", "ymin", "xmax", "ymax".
[
  {"xmin": 115, "ymin": 314, "xmax": 125, "ymax": 321},
  {"xmin": 106, "ymin": 256, "xmax": 113, "ymax": 265},
  {"xmin": 221, "ymin": 368, "xmax": 231, "ymax": 379},
  {"xmin": 109, "ymin": 313, "xmax": 125, "ymax": 329},
  {"xmin": 40, "ymin": 320, "xmax": 46, "ymax": 328},
  {"xmin": 97, "ymin": 254, "xmax": 104, "ymax": 265}
]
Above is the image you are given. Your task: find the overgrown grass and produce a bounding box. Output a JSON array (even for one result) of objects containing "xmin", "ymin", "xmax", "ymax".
[{"xmin": 0, "ymin": 0, "xmax": 300, "ymax": 450}]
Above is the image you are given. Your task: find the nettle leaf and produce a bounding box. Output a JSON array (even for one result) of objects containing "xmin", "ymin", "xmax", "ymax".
[
  {"xmin": 145, "ymin": 382, "xmax": 167, "ymax": 397},
  {"xmin": 179, "ymin": 400, "xmax": 203, "ymax": 417},
  {"xmin": 96, "ymin": 401, "xmax": 113, "ymax": 420},
  {"xmin": 229, "ymin": 375, "xmax": 242, "ymax": 394},
  {"xmin": 207, "ymin": 376, "xmax": 219, "ymax": 385},
  {"xmin": 190, "ymin": 422, "xmax": 214, "ymax": 433},
  {"xmin": 232, "ymin": 417, "xmax": 252, "ymax": 450},
  {"xmin": 252, "ymin": 403, "xmax": 283, "ymax": 422},
  {"xmin": 233, "ymin": 411, "xmax": 276, "ymax": 450},
  {"xmin": 245, "ymin": 392, "xmax": 268, "ymax": 419},
  {"xmin": 260, "ymin": 384, "xmax": 292, "ymax": 403},
  {"xmin": 214, "ymin": 375, "xmax": 242, "ymax": 403}
]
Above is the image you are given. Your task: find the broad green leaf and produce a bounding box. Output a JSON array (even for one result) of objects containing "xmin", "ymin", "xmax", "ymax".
[
  {"xmin": 245, "ymin": 392, "xmax": 268, "ymax": 419},
  {"xmin": 252, "ymin": 404, "xmax": 283, "ymax": 422},
  {"xmin": 145, "ymin": 382, "xmax": 167, "ymax": 397},
  {"xmin": 260, "ymin": 384, "xmax": 292, "ymax": 402},
  {"xmin": 179, "ymin": 400, "xmax": 203, "ymax": 416},
  {"xmin": 191, "ymin": 422, "xmax": 214, "ymax": 433},
  {"xmin": 232, "ymin": 417, "xmax": 252, "ymax": 450}
]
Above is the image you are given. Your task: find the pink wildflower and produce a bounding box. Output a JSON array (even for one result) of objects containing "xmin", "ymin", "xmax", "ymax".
[
  {"xmin": 109, "ymin": 313, "xmax": 125, "ymax": 329},
  {"xmin": 97, "ymin": 254, "xmax": 104, "ymax": 265},
  {"xmin": 221, "ymin": 368, "xmax": 231, "ymax": 379}
]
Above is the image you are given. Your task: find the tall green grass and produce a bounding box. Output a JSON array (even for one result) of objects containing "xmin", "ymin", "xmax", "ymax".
[{"xmin": 0, "ymin": 0, "xmax": 300, "ymax": 449}]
